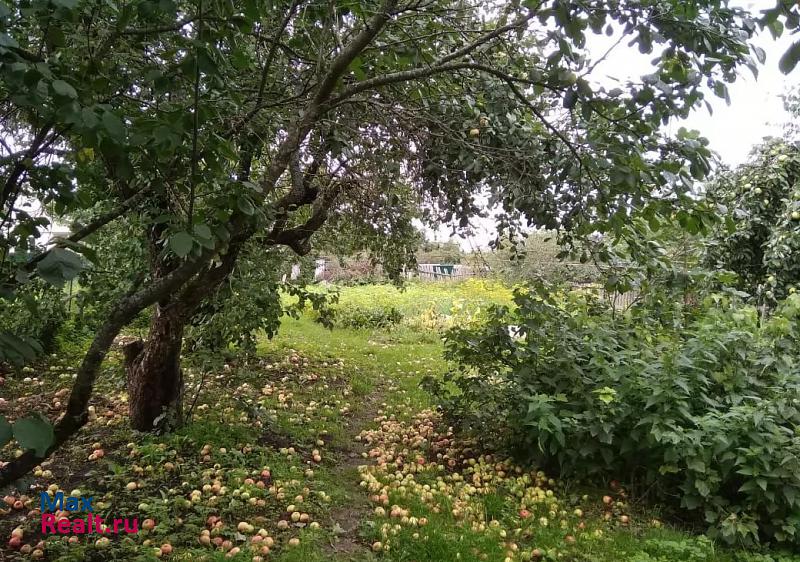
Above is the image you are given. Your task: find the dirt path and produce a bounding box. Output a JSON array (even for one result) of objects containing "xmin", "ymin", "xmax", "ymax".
[{"xmin": 324, "ymin": 382, "xmax": 386, "ymax": 558}]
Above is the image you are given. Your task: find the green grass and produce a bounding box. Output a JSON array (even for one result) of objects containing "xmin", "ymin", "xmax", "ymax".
[{"xmin": 2, "ymin": 283, "xmax": 800, "ymax": 561}]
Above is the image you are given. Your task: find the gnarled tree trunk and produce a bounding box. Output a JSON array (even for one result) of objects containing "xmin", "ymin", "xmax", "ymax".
[
  {"xmin": 123, "ymin": 241, "xmax": 245, "ymax": 432},
  {"xmin": 125, "ymin": 304, "xmax": 186, "ymax": 431}
]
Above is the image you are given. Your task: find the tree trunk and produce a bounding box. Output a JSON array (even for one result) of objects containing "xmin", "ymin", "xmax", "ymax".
[{"xmin": 125, "ymin": 304, "xmax": 186, "ymax": 431}]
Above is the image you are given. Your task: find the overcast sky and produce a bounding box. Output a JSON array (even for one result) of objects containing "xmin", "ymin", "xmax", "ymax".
[
  {"xmin": 432, "ymin": 3, "xmax": 800, "ymax": 249},
  {"xmin": 589, "ymin": 1, "xmax": 797, "ymax": 168}
]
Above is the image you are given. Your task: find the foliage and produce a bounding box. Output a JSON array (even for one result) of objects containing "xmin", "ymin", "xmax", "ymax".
[
  {"xmin": 184, "ymin": 244, "xmax": 284, "ymax": 355},
  {"xmin": 705, "ymin": 141, "xmax": 800, "ymax": 304},
  {"xmin": 416, "ymin": 241, "xmax": 464, "ymax": 265},
  {"xmin": 0, "ymin": 413, "xmax": 55, "ymax": 459},
  {"xmin": 4, "ymin": 287, "xmax": 800, "ymax": 560},
  {"xmin": 334, "ymin": 302, "xmax": 403, "ymax": 329},
  {"xmin": 470, "ymin": 231, "xmax": 600, "ymax": 284},
  {"xmin": 186, "ymin": 245, "xmax": 335, "ymax": 355},
  {"xmin": 767, "ymin": 1, "xmax": 800, "ymax": 74},
  {"xmin": 71, "ymin": 212, "xmax": 148, "ymax": 331},
  {"xmin": 0, "ymin": 0, "xmax": 773, "ymax": 359},
  {"xmin": 629, "ymin": 537, "xmax": 716, "ymax": 562},
  {"xmin": 0, "ymin": 278, "xmax": 67, "ymax": 360},
  {"xmin": 429, "ymin": 283, "xmax": 800, "ymax": 546}
]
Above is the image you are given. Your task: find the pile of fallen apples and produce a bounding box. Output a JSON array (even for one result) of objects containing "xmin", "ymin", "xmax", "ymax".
[
  {"xmin": 356, "ymin": 408, "xmax": 641, "ymax": 561},
  {"xmin": 2, "ymin": 434, "xmax": 329, "ymax": 560}
]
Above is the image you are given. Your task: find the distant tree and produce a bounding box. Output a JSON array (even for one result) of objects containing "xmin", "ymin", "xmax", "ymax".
[
  {"xmin": 705, "ymin": 140, "xmax": 800, "ymax": 304},
  {"xmin": 416, "ymin": 242, "xmax": 464, "ymax": 265}
]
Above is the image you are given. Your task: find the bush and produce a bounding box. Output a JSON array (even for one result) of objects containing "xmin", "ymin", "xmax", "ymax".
[
  {"xmin": 428, "ymin": 283, "xmax": 800, "ymax": 546},
  {"xmin": 0, "ymin": 279, "xmax": 68, "ymax": 360},
  {"xmin": 334, "ymin": 303, "xmax": 403, "ymax": 329},
  {"xmin": 629, "ymin": 537, "xmax": 715, "ymax": 562}
]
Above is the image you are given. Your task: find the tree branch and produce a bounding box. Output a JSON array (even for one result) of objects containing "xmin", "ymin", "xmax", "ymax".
[
  {"xmin": 1, "ymin": 125, "xmax": 54, "ymax": 211},
  {"xmin": 188, "ymin": 0, "xmax": 204, "ymax": 225},
  {"xmin": 119, "ymin": 16, "xmax": 199, "ymax": 36},
  {"xmin": 255, "ymin": 0, "xmax": 399, "ymax": 195},
  {"xmin": 266, "ymin": 183, "xmax": 341, "ymax": 255},
  {"xmin": 2, "ymin": 187, "xmax": 152, "ymax": 289},
  {"xmin": 251, "ymin": 0, "xmax": 305, "ymax": 118},
  {"xmin": 328, "ymin": 13, "xmax": 534, "ymax": 105}
]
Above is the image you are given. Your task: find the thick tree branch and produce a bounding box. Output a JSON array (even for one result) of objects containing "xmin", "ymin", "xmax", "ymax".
[
  {"xmin": 255, "ymin": 0, "xmax": 398, "ymax": 195},
  {"xmin": 1, "ymin": 125, "xmax": 54, "ymax": 211},
  {"xmin": 266, "ymin": 187, "xmax": 338, "ymax": 255},
  {"xmin": 329, "ymin": 13, "xmax": 534, "ymax": 104},
  {"xmin": 119, "ymin": 15, "xmax": 199, "ymax": 36},
  {"xmin": 252, "ymin": 0, "xmax": 305, "ymax": 116}
]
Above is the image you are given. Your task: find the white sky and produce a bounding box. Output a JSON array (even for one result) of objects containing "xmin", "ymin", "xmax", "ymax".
[{"xmin": 432, "ymin": 2, "xmax": 800, "ymax": 249}]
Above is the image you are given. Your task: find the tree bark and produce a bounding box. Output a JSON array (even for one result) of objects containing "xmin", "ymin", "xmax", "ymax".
[
  {"xmin": 125, "ymin": 304, "xmax": 185, "ymax": 431},
  {"xmin": 124, "ymin": 237, "xmax": 246, "ymax": 431}
]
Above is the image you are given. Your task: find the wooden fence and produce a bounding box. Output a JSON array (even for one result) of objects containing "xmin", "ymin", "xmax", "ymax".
[{"xmin": 411, "ymin": 264, "xmax": 477, "ymax": 280}]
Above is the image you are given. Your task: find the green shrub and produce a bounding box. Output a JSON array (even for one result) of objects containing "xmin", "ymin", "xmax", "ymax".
[
  {"xmin": 629, "ymin": 537, "xmax": 715, "ymax": 562},
  {"xmin": 428, "ymin": 284, "xmax": 800, "ymax": 546},
  {"xmin": 334, "ymin": 303, "xmax": 403, "ymax": 329},
  {"xmin": 0, "ymin": 279, "xmax": 68, "ymax": 358}
]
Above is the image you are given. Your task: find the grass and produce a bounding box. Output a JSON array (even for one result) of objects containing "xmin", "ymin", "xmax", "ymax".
[{"xmin": 1, "ymin": 282, "xmax": 799, "ymax": 561}]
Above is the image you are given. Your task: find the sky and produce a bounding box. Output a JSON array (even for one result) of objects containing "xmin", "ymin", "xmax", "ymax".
[
  {"xmin": 589, "ymin": 1, "xmax": 797, "ymax": 168},
  {"xmin": 431, "ymin": 2, "xmax": 800, "ymax": 250}
]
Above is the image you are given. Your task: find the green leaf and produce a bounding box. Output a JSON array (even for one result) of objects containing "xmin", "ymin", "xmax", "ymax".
[
  {"xmin": 593, "ymin": 386, "xmax": 617, "ymax": 404},
  {"xmin": 779, "ymin": 41, "xmax": 800, "ymax": 75},
  {"xmin": 193, "ymin": 224, "xmax": 212, "ymax": 240},
  {"xmin": 0, "ymin": 32, "xmax": 18, "ymax": 48},
  {"xmin": 237, "ymin": 196, "xmax": 255, "ymax": 216},
  {"xmin": 12, "ymin": 414, "xmax": 55, "ymax": 457},
  {"xmin": 687, "ymin": 458, "xmax": 706, "ymax": 473},
  {"xmin": 0, "ymin": 415, "xmax": 12, "ymax": 448},
  {"xmin": 0, "ymin": 333, "xmax": 43, "ymax": 365},
  {"xmin": 36, "ymin": 248, "xmax": 85, "ymax": 287},
  {"xmin": 101, "ymin": 111, "xmax": 126, "ymax": 142},
  {"xmin": 752, "ymin": 45, "xmax": 766, "ymax": 64},
  {"xmin": 713, "ymin": 81, "xmax": 730, "ymax": 105},
  {"xmin": 169, "ymin": 231, "xmax": 194, "ymax": 258}
]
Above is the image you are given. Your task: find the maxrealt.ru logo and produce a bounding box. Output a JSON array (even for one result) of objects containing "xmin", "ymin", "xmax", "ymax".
[{"xmin": 40, "ymin": 491, "xmax": 139, "ymax": 534}]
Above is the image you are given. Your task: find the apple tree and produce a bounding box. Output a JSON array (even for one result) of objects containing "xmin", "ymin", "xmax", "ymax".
[{"xmin": 705, "ymin": 140, "xmax": 800, "ymax": 304}]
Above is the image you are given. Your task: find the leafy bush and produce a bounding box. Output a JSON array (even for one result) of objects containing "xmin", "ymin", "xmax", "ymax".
[
  {"xmin": 334, "ymin": 303, "xmax": 403, "ymax": 329},
  {"xmin": 629, "ymin": 537, "xmax": 715, "ymax": 562},
  {"xmin": 0, "ymin": 279, "xmax": 68, "ymax": 362},
  {"xmin": 428, "ymin": 284, "xmax": 800, "ymax": 546}
]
